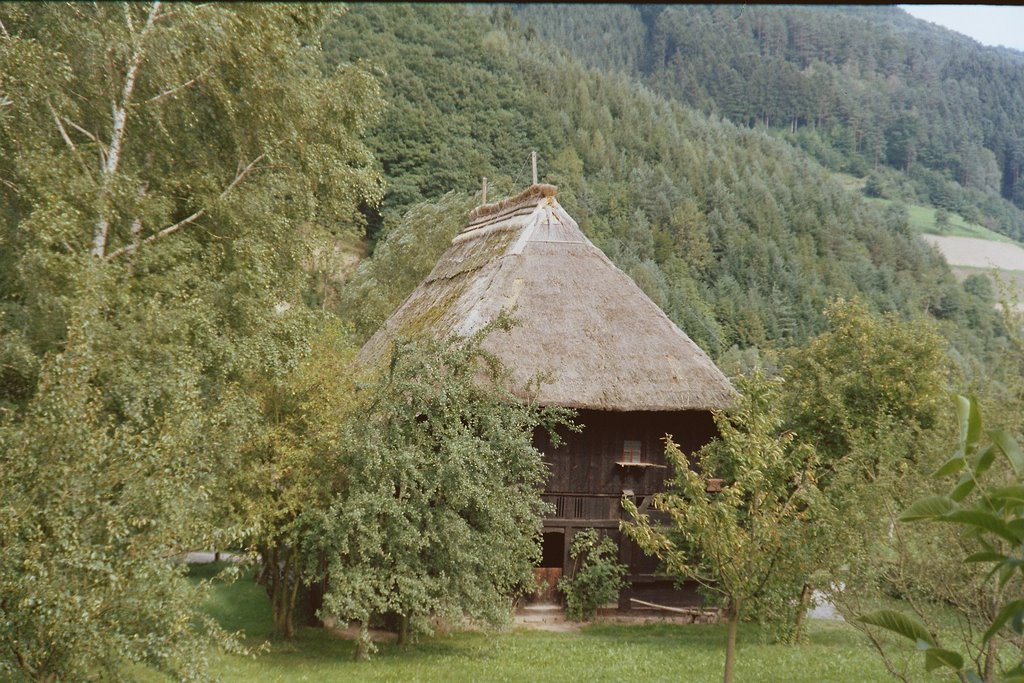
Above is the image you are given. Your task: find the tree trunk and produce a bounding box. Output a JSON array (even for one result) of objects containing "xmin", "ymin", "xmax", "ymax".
[
  {"xmin": 724, "ymin": 600, "xmax": 740, "ymax": 683},
  {"xmin": 92, "ymin": 1, "xmax": 161, "ymax": 257},
  {"xmin": 354, "ymin": 621, "xmax": 370, "ymax": 662},
  {"xmin": 791, "ymin": 583, "xmax": 812, "ymax": 644},
  {"xmin": 397, "ymin": 613, "xmax": 410, "ymax": 648},
  {"xmin": 266, "ymin": 544, "xmax": 297, "ymax": 640},
  {"xmin": 286, "ymin": 561, "xmax": 300, "ymax": 637}
]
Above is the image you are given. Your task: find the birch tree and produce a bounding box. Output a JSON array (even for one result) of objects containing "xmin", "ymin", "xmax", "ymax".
[
  {"xmin": 0, "ymin": 4, "xmax": 382, "ymax": 679},
  {"xmin": 1, "ymin": 3, "xmax": 382, "ymax": 399}
]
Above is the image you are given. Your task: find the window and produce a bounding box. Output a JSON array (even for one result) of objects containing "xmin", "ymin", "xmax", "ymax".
[
  {"xmin": 617, "ymin": 440, "xmax": 665, "ymax": 469},
  {"xmin": 622, "ymin": 439, "xmax": 642, "ymax": 464}
]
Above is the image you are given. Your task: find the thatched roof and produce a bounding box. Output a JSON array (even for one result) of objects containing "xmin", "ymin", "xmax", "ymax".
[{"xmin": 358, "ymin": 184, "xmax": 735, "ymax": 412}]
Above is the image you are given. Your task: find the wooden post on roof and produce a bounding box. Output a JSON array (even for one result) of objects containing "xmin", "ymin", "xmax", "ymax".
[
  {"xmin": 531, "ymin": 150, "xmax": 538, "ymax": 185},
  {"xmin": 481, "ymin": 176, "xmax": 488, "ymax": 204}
]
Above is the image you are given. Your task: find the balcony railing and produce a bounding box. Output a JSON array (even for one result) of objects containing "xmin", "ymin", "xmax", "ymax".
[{"xmin": 542, "ymin": 493, "xmax": 622, "ymax": 521}]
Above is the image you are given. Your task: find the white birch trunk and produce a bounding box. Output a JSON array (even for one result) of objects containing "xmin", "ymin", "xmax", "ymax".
[{"xmin": 92, "ymin": 1, "xmax": 161, "ymax": 258}]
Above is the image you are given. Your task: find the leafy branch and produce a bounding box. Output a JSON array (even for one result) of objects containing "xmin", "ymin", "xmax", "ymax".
[
  {"xmin": 858, "ymin": 395, "xmax": 1024, "ymax": 683},
  {"xmin": 106, "ymin": 153, "xmax": 266, "ymax": 260}
]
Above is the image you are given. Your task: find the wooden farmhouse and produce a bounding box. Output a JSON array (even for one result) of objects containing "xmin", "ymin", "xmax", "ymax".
[{"xmin": 358, "ymin": 183, "xmax": 735, "ymax": 608}]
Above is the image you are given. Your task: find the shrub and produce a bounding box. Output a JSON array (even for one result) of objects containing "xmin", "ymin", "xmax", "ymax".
[{"xmin": 558, "ymin": 528, "xmax": 627, "ymax": 621}]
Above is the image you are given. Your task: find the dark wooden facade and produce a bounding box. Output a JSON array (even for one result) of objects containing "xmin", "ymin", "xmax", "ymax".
[{"xmin": 532, "ymin": 409, "xmax": 717, "ymax": 608}]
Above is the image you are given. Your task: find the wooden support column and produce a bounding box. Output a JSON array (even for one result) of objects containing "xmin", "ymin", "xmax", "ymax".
[
  {"xmin": 563, "ymin": 525, "xmax": 574, "ymax": 577},
  {"xmin": 619, "ymin": 489, "xmax": 635, "ymax": 610}
]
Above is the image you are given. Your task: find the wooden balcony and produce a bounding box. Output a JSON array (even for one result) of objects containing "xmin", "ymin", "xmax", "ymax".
[{"xmin": 542, "ymin": 493, "xmax": 623, "ymax": 524}]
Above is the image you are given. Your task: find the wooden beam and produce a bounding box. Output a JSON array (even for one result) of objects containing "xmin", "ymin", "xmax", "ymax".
[{"xmin": 630, "ymin": 598, "xmax": 714, "ymax": 616}]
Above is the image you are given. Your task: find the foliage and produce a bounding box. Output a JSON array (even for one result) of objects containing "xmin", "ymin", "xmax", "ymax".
[
  {"xmin": 780, "ymin": 299, "xmax": 953, "ymax": 643},
  {"xmin": 321, "ymin": 4, "xmax": 553, "ymax": 235},
  {"xmin": 0, "ymin": 324, "xmax": 241, "ymax": 682},
  {"xmin": 233, "ymin": 323, "xmax": 361, "ymax": 640},
  {"xmin": 558, "ymin": 528, "xmax": 627, "ymax": 622},
  {"xmin": 514, "ymin": 5, "xmax": 1024, "ymax": 240},
  {"xmin": 0, "ymin": 2, "xmax": 382, "ymax": 410},
  {"xmin": 0, "ymin": 4, "xmax": 383, "ymax": 677},
  {"xmin": 621, "ymin": 373, "xmax": 823, "ymax": 683},
  {"xmin": 336, "ymin": 192, "xmax": 476, "ymax": 339},
  {"xmin": 857, "ymin": 396, "xmax": 1024, "ymax": 683},
  {"xmin": 783, "ymin": 298, "xmax": 950, "ymax": 473},
  {"xmin": 310, "ymin": 320, "xmax": 570, "ymax": 658}
]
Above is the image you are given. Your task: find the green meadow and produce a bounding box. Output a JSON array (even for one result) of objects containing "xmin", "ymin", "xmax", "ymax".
[{"xmin": 160, "ymin": 564, "xmax": 898, "ymax": 683}]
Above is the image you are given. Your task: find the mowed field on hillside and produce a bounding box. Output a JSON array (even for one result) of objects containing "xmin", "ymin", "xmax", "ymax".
[
  {"xmin": 922, "ymin": 234, "xmax": 1024, "ymax": 308},
  {"xmin": 835, "ymin": 173, "xmax": 1024, "ymax": 306},
  {"xmin": 922, "ymin": 235, "xmax": 1024, "ymax": 271}
]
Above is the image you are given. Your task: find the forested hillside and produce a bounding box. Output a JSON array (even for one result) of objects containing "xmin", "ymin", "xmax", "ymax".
[
  {"xmin": 324, "ymin": 4, "xmax": 1002, "ymax": 363},
  {"xmin": 512, "ymin": 4, "xmax": 1024, "ymax": 241}
]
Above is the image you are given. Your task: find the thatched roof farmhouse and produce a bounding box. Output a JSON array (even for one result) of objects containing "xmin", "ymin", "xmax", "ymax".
[
  {"xmin": 359, "ymin": 183, "xmax": 735, "ymax": 608},
  {"xmin": 359, "ymin": 183, "xmax": 734, "ymax": 412}
]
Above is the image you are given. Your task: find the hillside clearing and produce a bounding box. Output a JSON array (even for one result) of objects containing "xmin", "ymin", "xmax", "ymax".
[
  {"xmin": 860, "ymin": 195, "xmax": 1015, "ymax": 243},
  {"xmin": 921, "ymin": 235, "xmax": 1024, "ymax": 272},
  {"xmin": 831, "ymin": 171, "xmax": 1016, "ymax": 243}
]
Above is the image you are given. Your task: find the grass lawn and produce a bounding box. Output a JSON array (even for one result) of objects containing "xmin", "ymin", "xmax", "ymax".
[{"xmin": 174, "ymin": 563, "xmax": 899, "ymax": 682}]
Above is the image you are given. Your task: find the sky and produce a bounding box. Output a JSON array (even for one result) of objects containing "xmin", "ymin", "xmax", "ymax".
[{"xmin": 898, "ymin": 5, "xmax": 1024, "ymax": 52}]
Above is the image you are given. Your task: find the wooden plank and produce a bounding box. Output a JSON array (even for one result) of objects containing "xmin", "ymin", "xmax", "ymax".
[{"xmin": 630, "ymin": 597, "xmax": 714, "ymax": 615}]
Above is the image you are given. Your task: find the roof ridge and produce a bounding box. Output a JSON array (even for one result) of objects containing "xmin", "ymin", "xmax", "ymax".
[{"xmin": 467, "ymin": 183, "xmax": 558, "ymax": 222}]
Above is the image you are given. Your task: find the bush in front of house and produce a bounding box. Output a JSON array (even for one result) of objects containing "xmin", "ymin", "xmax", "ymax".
[{"xmin": 558, "ymin": 528, "xmax": 627, "ymax": 621}]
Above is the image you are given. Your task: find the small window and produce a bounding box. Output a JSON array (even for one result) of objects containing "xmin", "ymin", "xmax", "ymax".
[{"xmin": 622, "ymin": 440, "xmax": 642, "ymax": 464}]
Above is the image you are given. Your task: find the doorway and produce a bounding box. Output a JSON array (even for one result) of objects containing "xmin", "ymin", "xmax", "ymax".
[{"xmin": 531, "ymin": 530, "xmax": 566, "ymax": 603}]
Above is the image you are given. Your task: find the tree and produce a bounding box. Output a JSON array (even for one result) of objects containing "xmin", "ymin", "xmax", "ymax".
[
  {"xmin": 311, "ymin": 321, "xmax": 571, "ymax": 659},
  {"xmin": 335, "ymin": 192, "xmax": 475, "ymax": 341},
  {"xmin": 783, "ymin": 299, "xmax": 948, "ymax": 475},
  {"xmin": 858, "ymin": 396, "xmax": 1024, "ymax": 683},
  {"xmin": 781, "ymin": 299, "xmax": 951, "ymax": 638},
  {"xmin": 621, "ymin": 374, "xmax": 823, "ymax": 683},
  {"xmin": 0, "ymin": 317, "xmax": 241, "ymax": 681},
  {"xmin": 234, "ymin": 323, "xmax": 360, "ymax": 641},
  {"xmin": 1, "ymin": 2, "xmax": 382, "ymax": 405},
  {"xmin": 0, "ymin": 4, "xmax": 382, "ymax": 677}
]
